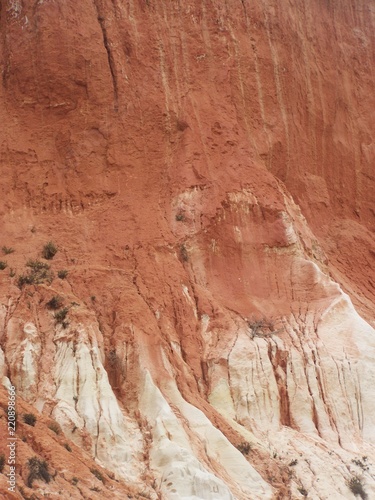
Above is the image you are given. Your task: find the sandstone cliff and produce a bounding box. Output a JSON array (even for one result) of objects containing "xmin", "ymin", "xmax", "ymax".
[{"xmin": 0, "ymin": 0, "xmax": 374, "ymax": 498}]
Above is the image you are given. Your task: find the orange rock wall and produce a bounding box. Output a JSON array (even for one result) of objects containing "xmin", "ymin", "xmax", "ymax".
[{"xmin": 0, "ymin": 0, "xmax": 374, "ymax": 498}]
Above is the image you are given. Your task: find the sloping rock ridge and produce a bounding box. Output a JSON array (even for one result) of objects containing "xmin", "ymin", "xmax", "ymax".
[{"xmin": 0, "ymin": 0, "xmax": 374, "ymax": 498}]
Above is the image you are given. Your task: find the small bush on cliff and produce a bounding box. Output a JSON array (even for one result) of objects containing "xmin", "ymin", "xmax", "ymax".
[
  {"xmin": 2, "ymin": 246, "xmax": 14, "ymax": 255},
  {"xmin": 237, "ymin": 442, "xmax": 251, "ymax": 455},
  {"xmin": 347, "ymin": 475, "xmax": 367, "ymax": 499},
  {"xmin": 352, "ymin": 457, "xmax": 369, "ymax": 471},
  {"xmin": 0, "ymin": 454, "xmax": 5, "ymax": 473},
  {"xmin": 90, "ymin": 468, "xmax": 105, "ymax": 483},
  {"xmin": 27, "ymin": 457, "xmax": 51, "ymax": 487},
  {"xmin": 42, "ymin": 241, "xmax": 58, "ymax": 260},
  {"xmin": 18, "ymin": 260, "xmax": 54, "ymax": 288},
  {"xmin": 54, "ymin": 307, "xmax": 69, "ymax": 324},
  {"xmin": 23, "ymin": 413, "xmax": 37, "ymax": 427},
  {"xmin": 0, "ymin": 261, "xmax": 8, "ymax": 270},
  {"xmin": 46, "ymin": 296, "xmax": 64, "ymax": 310},
  {"xmin": 57, "ymin": 269, "xmax": 68, "ymax": 279}
]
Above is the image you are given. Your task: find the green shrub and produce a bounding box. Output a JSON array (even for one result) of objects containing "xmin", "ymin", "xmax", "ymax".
[
  {"xmin": 347, "ymin": 476, "xmax": 367, "ymax": 499},
  {"xmin": 57, "ymin": 269, "xmax": 68, "ymax": 279},
  {"xmin": 0, "ymin": 454, "xmax": 5, "ymax": 473},
  {"xmin": 54, "ymin": 307, "xmax": 69, "ymax": 324},
  {"xmin": 2, "ymin": 246, "xmax": 14, "ymax": 255},
  {"xmin": 289, "ymin": 459, "xmax": 298, "ymax": 466},
  {"xmin": 46, "ymin": 296, "xmax": 64, "ymax": 310},
  {"xmin": 18, "ymin": 260, "xmax": 53, "ymax": 288},
  {"xmin": 0, "ymin": 261, "xmax": 7, "ymax": 270},
  {"xmin": 27, "ymin": 457, "xmax": 51, "ymax": 487},
  {"xmin": 42, "ymin": 242, "xmax": 58, "ymax": 260},
  {"xmin": 23, "ymin": 413, "xmax": 37, "ymax": 427}
]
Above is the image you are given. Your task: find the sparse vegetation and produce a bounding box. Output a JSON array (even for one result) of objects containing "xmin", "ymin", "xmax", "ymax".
[
  {"xmin": 42, "ymin": 241, "xmax": 58, "ymax": 260},
  {"xmin": 46, "ymin": 296, "xmax": 64, "ymax": 310},
  {"xmin": 71, "ymin": 477, "xmax": 79, "ymax": 485},
  {"xmin": 90, "ymin": 468, "xmax": 105, "ymax": 483},
  {"xmin": 175, "ymin": 213, "xmax": 185, "ymax": 221},
  {"xmin": 23, "ymin": 413, "xmax": 37, "ymax": 427},
  {"xmin": 237, "ymin": 442, "xmax": 251, "ymax": 455},
  {"xmin": 297, "ymin": 487, "xmax": 308, "ymax": 497},
  {"xmin": 57, "ymin": 269, "xmax": 68, "ymax": 279},
  {"xmin": 54, "ymin": 307, "xmax": 69, "ymax": 324},
  {"xmin": 64, "ymin": 443, "xmax": 72, "ymax": 452},
  {"xmin": 18, "ymin": 260, "xmax": 53, "ymax": 288},
  {"xmin": 247, "ymin": 318, "xmax": 281, "ymax": 339},
  {"xmin": 352, "ymin": 457, "xmax": 370, "ymax": 471},
  {"xmin": 90, "ymin": 487, "xmax": 101, "ymax": 492},
  {"xmin": 2, "ymin": 246, "xmax": 14, "ymax": 255},
  {"xmin": 180, "ymin": 244, "xmax": 188, "ymax": 262},
  {"xmin": 289, "ymin": 459, "xmax": 298, "ymax": 467},
  {"xmin": 0, "ymin": 261, "xmax": 8, "ymax": 270},
  {"xmin": 0, "ymin": 454, "xmax": 5, "ymax": 473},
  {"xmin": 48, "ymin": 422, "xmax": 60, "ymax": 435},
  {"xmin": 347, "ymin": 475, "xmax": 367, "ymax": 499},
  {"xmin": 27, "ymin": 457, "xmax": 51, "ymax": 487},
  {"xmin": 9, "ymin": 268, "xmax": 16, "ymax": 277}
]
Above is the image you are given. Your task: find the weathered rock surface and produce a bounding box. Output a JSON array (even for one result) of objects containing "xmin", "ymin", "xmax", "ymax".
[{"xmin": 0, "ymin": 0, "xmax": 374, "ymax": 498}]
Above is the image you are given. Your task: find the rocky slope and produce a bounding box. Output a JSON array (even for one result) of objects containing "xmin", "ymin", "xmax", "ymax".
[{"xmin": 0, "ymin": 0, "xmax": 374, "ymax": 498}]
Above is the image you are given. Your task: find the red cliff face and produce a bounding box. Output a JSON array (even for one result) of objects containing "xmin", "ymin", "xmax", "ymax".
[{"xmin": 0, "ymin": 1, "xmax": 374, "ymax": 498}]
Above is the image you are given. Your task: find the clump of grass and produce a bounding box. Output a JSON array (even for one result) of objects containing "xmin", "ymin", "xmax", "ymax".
[
  {"xmin": 237, "ymin": 442, "xmax": 251, "ymax": 455},
  {"xmin": 289, "ymin": 459, "xmax": 298, "ymax": 466},
  {"xmin": 298, "ymin": 487, "xmax": 308, "ymax": 497},
  {"xmin": 2, "ymin": 246, "xmax": 14, "ymax": 255},
  {"xmin": 347, "ymin": 475, "xmax": 367, "ymax": 499},
  {"xmin": 175, "ymin": 213, "xmax": 185, "ymax": 221},
  {"xmin": 90, "ymin": 468, "xmax": 105, "ymax": 483},
  {"xmin": 23, "ymin": 413, "xmax": 37, "ymax": 427},
  {"xmin": 9, "ymin": 268, "xmax": 16, "ymax": 277},
  {"xmin": 57, "ymin": 269, "xmax": 68, "ymax": 279},
  {"xmin": 71, "ymin": 477, "xmax": 79, "ymax": 485},
  {"xmin": 27, "ymin": 457, "xmax": 51, "ymax": 487},
  {"xmin": 46, "ymin": 296, "xmax": 64, "ymax": 310},
  {"xmin": 42, "ymin": 241, "xmax": 58, "ymax": 260},
  {"xmin": 64, "ymin": 443, "xmax": 72, "ymax": 452},
  {"xmin": 54, "ymin": 307, "xmax": 69, "ymax": 324},
  {"xmin": 0, "ymin": 261, "xmax": 8, "ymax": 270}
]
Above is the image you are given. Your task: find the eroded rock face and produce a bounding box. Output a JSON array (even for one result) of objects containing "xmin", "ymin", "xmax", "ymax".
[{"xmin": 0, "ymin": 0, "xmax": 374, "ymax": 498}]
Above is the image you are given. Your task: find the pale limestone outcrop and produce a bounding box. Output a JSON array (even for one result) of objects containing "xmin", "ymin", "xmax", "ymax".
[
  {"xmin": 52, "ymin": 322, "xmax": 143, "ymax": 481},
  {"xmin": 139, "ymin": 371, "xmax": 273, "ymax": 499}
]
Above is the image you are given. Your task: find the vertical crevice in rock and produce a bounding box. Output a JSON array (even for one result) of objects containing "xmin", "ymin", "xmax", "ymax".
[{"xmin": 93, "ymin": 0, "xmax": 119, "ymax": 111}]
